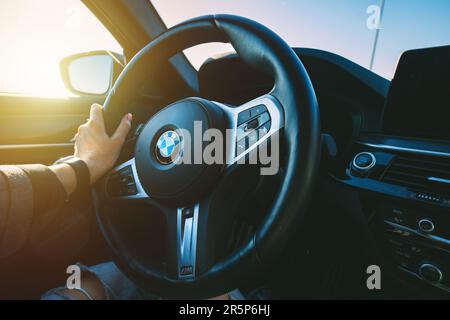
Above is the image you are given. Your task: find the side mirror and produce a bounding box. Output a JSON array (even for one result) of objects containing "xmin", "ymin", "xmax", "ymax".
[{"xmin": 60, "ymin": 51, "xmax": 124, "ymax": 96}]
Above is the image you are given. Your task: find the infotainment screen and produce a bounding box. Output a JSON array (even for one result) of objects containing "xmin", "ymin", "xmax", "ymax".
[{"xmin": 382, "ymin": 45, "xmax": 450, "ymax": 141}]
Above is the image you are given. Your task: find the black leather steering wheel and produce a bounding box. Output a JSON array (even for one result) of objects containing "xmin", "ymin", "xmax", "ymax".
[{"xmin": 95, "ymin": 15, "xmax": 320, "ymax": 299}]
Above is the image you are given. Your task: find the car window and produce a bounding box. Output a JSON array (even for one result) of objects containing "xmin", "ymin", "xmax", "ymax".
[
  {"xmin": 0, "ymin": 0, "xmax": 122, "ymax": 98},
  {"xmin": 152, "ymin": 0, "xmax": 375, "ymax": 72},
  {"xmin": 151, "ymin": 0, "xmax": 450, "ymax": 79}
]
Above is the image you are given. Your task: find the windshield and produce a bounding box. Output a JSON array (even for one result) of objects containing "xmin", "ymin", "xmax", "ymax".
[{"xmin": 151, "ymin": 0, "xmax": 450, "ymax": 79}]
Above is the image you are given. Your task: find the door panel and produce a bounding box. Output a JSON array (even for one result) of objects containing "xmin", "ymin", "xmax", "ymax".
[
  {"xmin": 0, "ymin": 94, "xmax": 103, "ymax": 165},
  {"xmin": 0, "ymin": 143, "xmax": 74, "ymax": 165}
]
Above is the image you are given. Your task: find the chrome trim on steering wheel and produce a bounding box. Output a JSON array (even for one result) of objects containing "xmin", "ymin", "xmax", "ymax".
[{"xmin": 177, "ymin": 204, "xmax": 199, "ymax": 279}]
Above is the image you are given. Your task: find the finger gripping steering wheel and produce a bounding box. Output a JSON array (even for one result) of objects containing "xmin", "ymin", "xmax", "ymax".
[{"xmin": 96, "ymin": 14, "xmax": 320, "ymax": 298}]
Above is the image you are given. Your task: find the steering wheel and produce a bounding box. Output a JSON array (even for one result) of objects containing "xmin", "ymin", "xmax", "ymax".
[{"xmin": 95, "ymin": 15, "xmax": 320, "ymax": 299}]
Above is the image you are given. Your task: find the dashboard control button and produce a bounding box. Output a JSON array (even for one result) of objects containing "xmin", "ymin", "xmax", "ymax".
[
  {"xmin": 246, "ymin": 118, "xmax": 259, "ymax": 131},
  {"xmin": 419, "ymin": 263, "xmax": 443, "ymax": 283},
  {"xmin": 384, "ymin": 224, "xmax": 412, "ymax": 239},
  {"xmin": 352, "ymin": 152, "xmax": 376, "ymax": 171},
  {"xmin": 391, "ymin": 216, "xmax": 406, "ymax": 224},
  {"xmin": 379, "ymin": 204, "xmax": 418, "ymax": 230},
  {"xmin": 409, "ymin": 245, "xmax": 423, "ymax": 255},
  {"xmin": 418, "ymin": 219, "xmax": 435, "ymax": 233},
  {"xmin": 392, "ymin": 208, "xmax": 406, "ymax": 216}
]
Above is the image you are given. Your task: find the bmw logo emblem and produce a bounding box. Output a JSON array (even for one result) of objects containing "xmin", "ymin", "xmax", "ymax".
[{"xmin": 155, "ymin": 130, "xmax": 182, "ymax": 164}]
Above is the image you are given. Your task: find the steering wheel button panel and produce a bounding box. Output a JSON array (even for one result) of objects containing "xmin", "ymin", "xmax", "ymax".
[
  {"xmin": 105, "ymin": 159, "xmax": 149, "ymax": 199},
  {"xmin": 237, "ymin": 105, "xmax": 269, "ymax": 127},
  {"xmin": 106, "ymin": 165, "xmax": 138, "ymax": 197},
  {"xmin": 236, "ymin": 111, "xmax": 271, "ymax": 139},
  {"xmin": 233, "ymin": 108, "xmax": 273, "ymax": 156}
]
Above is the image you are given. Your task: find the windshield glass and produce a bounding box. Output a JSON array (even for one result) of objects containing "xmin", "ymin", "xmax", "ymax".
[{"xmin": 151, "ymin": 0, "xmax": 450, "ymax": 79}]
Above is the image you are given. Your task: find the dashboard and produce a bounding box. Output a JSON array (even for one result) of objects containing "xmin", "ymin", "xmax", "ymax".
[{"xmin": 198, "ymin": 45, "xmax": 450, "ymax": 298}]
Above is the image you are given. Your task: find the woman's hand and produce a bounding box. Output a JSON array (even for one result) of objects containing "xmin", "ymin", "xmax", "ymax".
[{"xmin": 74, "ymin": 104, "xmax": 132, "ymax": 184}]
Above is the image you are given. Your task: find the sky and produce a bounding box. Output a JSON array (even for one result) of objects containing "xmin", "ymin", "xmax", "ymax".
[{"xmin": 0, "ymin": 0, "xmax": 449, "ymax": 97}]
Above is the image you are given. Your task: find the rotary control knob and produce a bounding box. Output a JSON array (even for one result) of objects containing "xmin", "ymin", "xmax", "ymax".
[
  {"xmin": 418, "ymin": 219, "xmax": 435, "ymax": 233},
  {"xmin": 419, "ymin": 263, "xmax": 443, "ymax": 283}
]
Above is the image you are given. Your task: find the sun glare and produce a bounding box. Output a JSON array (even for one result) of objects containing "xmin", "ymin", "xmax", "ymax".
[{"xmin": 0, "ymin": 0, "xmax": 122, "ymax": 98}]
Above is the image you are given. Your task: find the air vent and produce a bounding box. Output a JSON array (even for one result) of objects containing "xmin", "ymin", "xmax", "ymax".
[{"xmin": 381, "ymin": 155, "xmax": 450, "ymax": 195}]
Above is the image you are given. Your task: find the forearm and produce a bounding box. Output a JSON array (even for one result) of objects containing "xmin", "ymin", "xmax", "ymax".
[
  {"xmin": 0, "ymin": 164, "xmax": 69, "ymax": 257},
  {"xmin": 49, "ymin": 163, "xmax": 77, "ymax": 196},
  {"xmin": 0, "ymin": 165, "xmax": 66, "ymax": 213}
]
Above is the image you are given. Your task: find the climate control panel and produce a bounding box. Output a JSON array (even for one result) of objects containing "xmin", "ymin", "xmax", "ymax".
[{"xmin": 378, "ymin": 197, "xmax": 450, "ymax": 292}]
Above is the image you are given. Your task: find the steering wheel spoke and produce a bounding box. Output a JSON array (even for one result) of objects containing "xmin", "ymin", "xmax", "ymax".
[{"xmin": 164, "ymin": 200, "xmax": 216, "ymax": 280}]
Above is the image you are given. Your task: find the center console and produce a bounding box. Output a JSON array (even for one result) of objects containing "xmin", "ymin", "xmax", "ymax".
[
  {"xmin": 342, "ymin": 136, "xmax": 450, "ymax": 294},
  {"xmin": 333, "ymin": 45, "xmax": 450, "ymax": 295}
]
